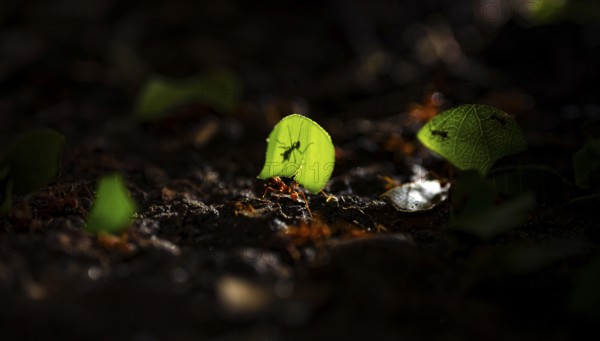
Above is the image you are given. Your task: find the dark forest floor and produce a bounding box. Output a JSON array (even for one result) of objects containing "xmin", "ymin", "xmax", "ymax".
[{"xmin": 1, "ymin": 1, "xmax": 600, "ymax": 340}]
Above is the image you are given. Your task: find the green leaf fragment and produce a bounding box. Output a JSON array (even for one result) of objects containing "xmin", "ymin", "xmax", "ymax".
[
  {"xmin": 501, "ymin": 239, "xmax": 584, "ymax": 274},
  {"xmin": 488, "ymin": 165, "xmax": 572, "ymax": 206},
  {"xmin": 417, "ymin": 104, "xmax": 527, "ymax": 174},
  {"xmin": 86, "ymin": 174, "xmax": 138, "ymax": 235},
  {"xmin": 135, "ymin": 70, "xmax": 242, "ymax": 121},
  {"xmin": 452, "ymin": 170, "xmax": 497, "ymax": 218},
  {"xmin": 450, "ymin": 170, "xmax": 535, "ymax": 240},
  {"xmin": 258, "ymin": 114, "xmax": 335, "ymax": 193},
  {"xmin": 0, "ymin": 128, "xmax": 65, "ymax": 195},
  {"xmin": 451, "ymin": 192, "xmax": 535, "ymax": 240},
  {"xmin": 476, "ymin": 239, "xmax": 585, "ymax": 276},
  {"xmin": 573, "ymin": 135, "xmax": 600, "ymax": 190},
  {"xmin": 571, "ymin": 257, "xmax": 600, "ymax": 320}
]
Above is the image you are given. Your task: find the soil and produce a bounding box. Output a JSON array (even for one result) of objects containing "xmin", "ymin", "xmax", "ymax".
[{"xmin": 1, "ymin": 1, "xmax": 600, "ymax": 340}]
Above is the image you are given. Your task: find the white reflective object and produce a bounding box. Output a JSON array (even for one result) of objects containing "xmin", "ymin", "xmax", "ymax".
[{"xmin": 381, "ymin": 180, "xmax": 450, "ymax": 212}]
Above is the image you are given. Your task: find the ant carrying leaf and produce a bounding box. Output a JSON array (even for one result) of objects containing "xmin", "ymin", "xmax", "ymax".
[
  {"xmin": 258, "ymin": 114, "xmax": 335, "ymax": 194},
  {"xmin": 417, "ymin": 104, "xmax": 527, "ymax": 174},
  {"xmin": 262, "ymin": 176, "xmax": 312, "ymax": 218}
]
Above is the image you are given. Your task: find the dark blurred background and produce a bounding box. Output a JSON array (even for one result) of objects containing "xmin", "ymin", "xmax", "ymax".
[
  {"xmin": 2, "ymin": 1, "xmax": 600, "ymax": 340},
  {"xmin": 1, "ymin": 0, "xmax": 599, "ymax": 136}
]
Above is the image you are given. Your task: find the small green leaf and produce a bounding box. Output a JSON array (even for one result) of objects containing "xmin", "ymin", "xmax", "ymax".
[
  {"xmin": 522, "ymin": 0, "xmax": 567, "ymax": 25},
  {"xmin": 257, "ymin": 114, "xmax": 335, "ymax": 193},
  {"xmin": 488, "ymin": 165, "xmax": 572, "ymax": 206},
  {"xmin": 571, "ymin": 257, "xmax": 600, "ymax": 320},
  {"xmin": 450, "ymin": 170, "xmax": 535, "ymax": 240},
  {"xmin": 0, "ymin": 167, "xmax": 12, "ymax": 215},
  {"xmin": 573, "ymin": 132, "xmax": 600, "ymax": 190},
  {"xmin": 500, "ymin": 239, "xmax": 584, "ymax": 274},
  {"xmin": 86, "ymin": 174, "xmax": 138, "ymax": 235},
  {"xmin": 452, "ymin": 170, "xmax": 497, "ymax": 218},
  {"xmin": 476, "ymin": 239, "xmax": 584, "ymax": 275},
  {"xmin": 451, "ymin": 192, "xmax": 535, "ymax": 240},
  {"xmin": 0, "ymin": 128, "xmax": 65, "ymax": 195},
  {"xmin": 135, "ymin": 70, "xmax": 241, "ymax": 122},
  {"xmin": 417, "ymin": 104, "xmax": 527, "ymax": 174}
]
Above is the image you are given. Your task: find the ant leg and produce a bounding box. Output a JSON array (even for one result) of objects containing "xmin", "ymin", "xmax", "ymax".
[
  {"xmin": 297, "ymin": 191, "xmax": 312, "ymax": 218},
  {"xmin": 262, "ymin": 186, "xmax": 277, "ymax": 198},
  {"xmin": 298, "ymin": 142, "xmax": 314, "ymax": 154},
  {"xmin": 297, "ymin": 121, "xmax": 304, "ymax": 142},
  {"xmin": 287, "ymin": 126, "xmax": 293, "ymax": 146},
  {"xmin": 290, "ymin": 181, "xmax": 312, "ymax": 218},
  {"xmin": 276, "ymin": 139, "xmax": 288, "ymax": 148},
  {"xmin": 320, "ymin": 190, "xmax": 338, "ymax": 203}
]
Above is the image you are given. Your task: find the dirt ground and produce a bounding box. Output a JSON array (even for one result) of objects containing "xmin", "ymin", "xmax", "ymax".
[{"xmin": 1, "ymin": 1, "xmax": 600, "ymax": 340}]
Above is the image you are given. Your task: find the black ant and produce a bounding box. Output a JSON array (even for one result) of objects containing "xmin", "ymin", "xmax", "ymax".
[
  {"xmin": 490, "ymin": 113, "xmax": 508, "ymax": 126},
  {"xmin": 277, "ymin": 121, "xmax": 313, "ymax": 163},
  {"xmin": 431, "ymin": 129, "xmax": 449, "ymax": 139}
]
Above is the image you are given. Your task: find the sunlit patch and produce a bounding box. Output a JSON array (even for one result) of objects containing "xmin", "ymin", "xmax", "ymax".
[{"xmin": 381, "ymin": 180, "xmax": 450, "ymax": 212}]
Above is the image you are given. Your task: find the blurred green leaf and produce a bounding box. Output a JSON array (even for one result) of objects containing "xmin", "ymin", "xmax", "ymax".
[
  {"xmin": 417, "ymin": 104, "xmax": 527, "ymax": 174},
  {"xmin": 0, "ymin": 128, "xmax": 65, "ymax": 195},
  {"xmin": 257, "ymin": 114, "xmax": 335, "ymax": 193},
  {"xmin": 475, "ymin": 239, "xmax": 585, "ymax": 276},
  {"xmin": 0, "ymin": 167, "xmax": 12, "ymax": 215},
  {"xmin": 451, "ymin": 170, "xmax": 535, "ymax": 240},
  {"xmin": 571, "ymin": 257, "xmax": 600, "ymax": 320},
  {"xmin": 519, "ymin": 0, "xmax": 600, "ymax": 26},
  {"xmin": 452, "ymin": 193, "xmax": 535, "ymax": 240},
  {"xmin": 526, "ymin": 0, "xmax": 568, "ymax": 25},
  {"xmin": 452, "ymin": 170, "xmax": 497, "ymax": 218},
  {"xmin": 488, "ymin": 165, "xmax": 572, "ymax": 206},
  {"xmin": 135, "ymin": 70, "xmax": 242, "ymax": 122},
  {"xmin": 501, "ymin": 239, "xmax": 584, "ymax": 274},
  {"xmin": 573, "ymin": 121, "xmax": 600, "ymax": 190},
  {"xmin": 86, "ymin": 174, "xmax": 138, "ymax": 235}
]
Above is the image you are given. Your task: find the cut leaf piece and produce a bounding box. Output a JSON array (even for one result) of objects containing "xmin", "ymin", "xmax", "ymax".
[
  {"xmin": 573, "ymin": 129, "xmax": 600, "ymax": 190},
  {"xmin": 86, "ymin": 174, "xmax": 138, "ymax": 235},
  {"xmin": 488, "ymin": 165, "xmax": 572, "ymax": 206},
  {"xmin": 0, "ymin": 128, "xmax": 65, "ymax": 195},
  {"xmin": 501, "ymin": 239, "xmax": 584, "ymax": 274},
  {"xmin": 450, "ymin": 170, "xmax": 535, "ymax": 240},
  {"xmin": 381, "ymin": 180, "xmax": 449, "ymax": 212},
  {"xmin": 451, "ymin": 193, "xmax": 535, "ymax": 240},
  {"xmin": 257, "ymin": 114, "xmax": 335, "ymax": 193},
  {"xmin": 135, "ymin": 70, "xmax": 241, "ymax": 122},
  {"xmin": 571, "ymin": 257, "xmax": 600, "ymax": 320},
  {"xmin": 417, "ymin": 104, "xmax": 527, "ymax": 174},
  {"xmin": 452, "ymin": 170, "xmax": 497, "ymax": 219},
  {"xmin": 573, "ymin": 148, "xmax": 600, "ymax": 189},
  {"xmin": 476, "ymin": 239, "xmax": 585, "ymax": 275}
]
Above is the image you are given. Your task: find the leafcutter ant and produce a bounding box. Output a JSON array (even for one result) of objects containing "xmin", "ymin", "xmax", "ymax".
[
  {"xmin": 262, "ymin": 176, "xmax": 312, "ymax": 218},
  {"xmin": 490, "ymin": 113, "xmax": 508, "ymax": 126},
  {"xmin": 277, "ymin": 121, "xmax": 313, "ymax": 164},
  {"xmin": 378, "ymin": 175, "xmax": 401, "ymax": 191},
  {"xmin": 97, "ymin": 231, "xmax": 136, "ymax": 256},
  {"xmin": 430, "ymin": 129, "xmax": 449, "ymax": 139}
]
